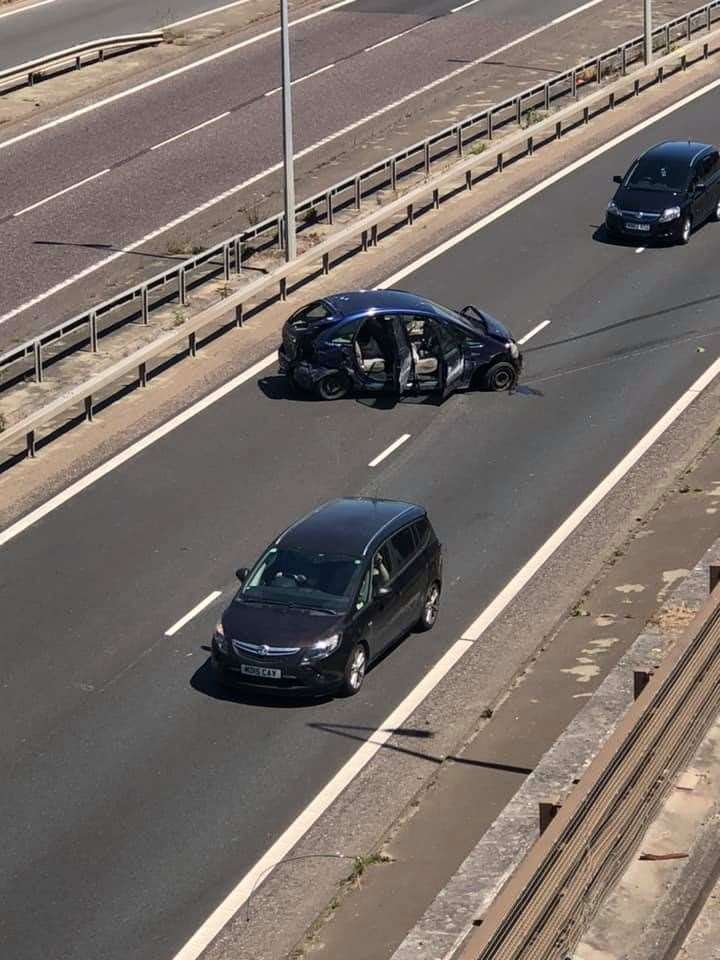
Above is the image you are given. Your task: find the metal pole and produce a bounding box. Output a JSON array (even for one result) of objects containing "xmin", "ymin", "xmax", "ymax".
[
  {"xmin": 280, "ymin": 0, "xmax": 296, "ymax": 261},
  {"xmin": 644, "ymin": 0, "xmax": 653, "ymax": 64}
]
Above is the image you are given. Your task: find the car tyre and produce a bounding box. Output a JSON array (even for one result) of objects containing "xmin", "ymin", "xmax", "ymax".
[
  {"xmin": 340, "ymin": 643, "xmax": 367, "ymax": 696},
  {"xmin": 416, "ymin": 581, "xmax": 441, "ymax": 632},
  {"xmin": 482, "ymin": 361, "xmax": 517, "ymax": 392},
  {"xmin": 316, "ymin": 371, "xmax": 351, "ymax": 400},
  {"xmin": 679, "ymin": 215, "xmax": 692, "ymax": 245}
]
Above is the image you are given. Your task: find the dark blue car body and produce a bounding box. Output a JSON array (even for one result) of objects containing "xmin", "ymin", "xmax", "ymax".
[{"xmin": 278, "ymin": 290, "xmax": 522, "ymax": 401}]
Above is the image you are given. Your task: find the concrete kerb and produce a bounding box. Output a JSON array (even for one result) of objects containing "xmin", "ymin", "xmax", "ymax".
[
  {"xmin": 388, "ymin": 540, "xmax": 720, "ymax": 960},
  {"xmin": 2, "ymin": 25, "xmax": 720, "ymax": 463}
]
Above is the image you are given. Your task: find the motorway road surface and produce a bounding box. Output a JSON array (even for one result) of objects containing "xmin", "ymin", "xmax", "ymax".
[
  {"xmin": 1, "ymin": 86, "xmax": 720, "ymax": 960},
  {"xmin": 0, "ymin": 0, "xmax": 629, "ymax": 343}
]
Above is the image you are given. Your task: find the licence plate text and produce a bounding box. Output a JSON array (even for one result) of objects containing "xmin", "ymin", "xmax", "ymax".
[
  {"xmin": 240, "ymin": 664, "xmax": 282, "ymax": 679},
  {"xmin": 626, "ymin": 223, "xmax": 651, "ymax": 232}
]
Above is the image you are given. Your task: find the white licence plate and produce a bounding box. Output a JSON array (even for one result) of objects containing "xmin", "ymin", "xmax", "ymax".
[
  {"xmin": 240, "ymin": 664, "xmax": 282, "ymax": 679},
  {"xmin": 626, "ymin": 222, "xmax": 651, "ymax": 232}
]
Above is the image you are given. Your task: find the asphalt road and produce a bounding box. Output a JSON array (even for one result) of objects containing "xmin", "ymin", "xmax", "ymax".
[
  {"xmin": 1, "ymin": 84, "xmax": 719, "ymax": 960},
  {"xmin": 0, "ymin": 0, "xmax": 635, "ymax": 344}
]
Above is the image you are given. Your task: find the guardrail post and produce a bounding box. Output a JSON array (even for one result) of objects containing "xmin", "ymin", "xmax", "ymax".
[
  {"xmin": 99, "ymin": 48, "xmax": 105, "ymax": 62},
  {"xmin": 634, "ymin": 668, "xmax": 655, "ymax": 699},
  {"xmin": 686, "ymin": 13, "xmax": 692, "ymax": 39},
  {"xmin": 141, "ymin": 286, "xmax": 149, "ymax": 324},
  {"xmin": 710, "ymin": 563, "xmax": 720, "ymax": 593},
  {"xmin": 188, "ymin": 331, "xmax": 197, "ymax": 357},
  {"xmin": 610, "ymin": 90, "xmax": 616, "ymax": 110},
  {"xmin": 326, "ymin": 192, "xmax": 334, "ymax": 226},
  {"xmin": 26, "ymin": 430, "xmax": 37, "ymax": 458},
  {"xmin": 278, "ymin": 216, "xmax": 285, "ymax": 253},
  {"xmin": 178, "ymin": 267, "xmax": 187, "ymax": 305},
  {"xmin": 583, "ymin": 105, "xmax": 590, "ymax": 125},
  {"xmin": 515, "ymin": 96, "xmax": 522, "ymax": 125},
  {"xmin": 465, "ymin": 170, "xmax": 473, "ymax": 191},
  {"xmin": 555, "ymin": 119, "xmax": 562, "ymax": 140},
  {"xmin": 322, "ymin": 252, "xmax": 330, "ymax": 275},
  {"xmin": 432, "ymin": 187, "xmax": 440, "ymax": 210},
  {"xmin": 139, "ymin": 362, "xmax": 147, "ymax": 387},
  {"xmin": 361, "ymin": 229, "xmax": 369, "ymax": 252},
  {"xmin": 33, "ymin": 340, "xmax": 43, "ymax": 383},
  {"xmin": 539, "ymin": 801, "xmax": 561, "ymax": 834},
  {"xmin": 681, "ymin": 53, "xmax": 687, "ymax": 70},
  {"xmin": 391, "ymin": 159, "xmax": 397, "ymax": 193},
  {"xmin": 280, "ymin": 277, "xmax": 288, "ymax": 301},
  {"xmin": 354, "ymin": 176, "xmax": 362, "ymax": 210},
  {"xmin": 497, "ymin": 152, "xmax": 504, "ymax": 173},
  {"xmin": 75, "ymin": 55, "xmax": 81, "ymax": 70},
  {"xmin": 658, "ymin": 64, "xmax": 664, "ymax": 83},
  {"xmin": 457, "ymin": 126, "xmax": 464, "ymax": 157},
  {"xmin": 223, "ymin": 243, "xmax": 231, "ymax": 281},
  {"xmin": 634, "ymin": 77, "xmax": 641, "ymax": 96},
  {"xmin": 235, "ymin": 303, "xmax": 244, "ymax": 327},
  {"xmin": 89, "ymin": 311, "xmax": 98, "ymax": 352},
  {"xmin": 527, "ymin": 136, "xmax": 534, "ymax": 156},
  {"xmin": 704, "ymin": 41, "xmax": 709, "ymax": 59},
  {"xmin": 621, "ymin": 46, "xmax": 627, "ymax": 75},
  {"xmin": 544, "ymin": 83, "xmax": 550, "ymax": 111},
  {"xmin": 28, "ymin": 71, "xmax": 34, "ymax": 86},
  {"xmin": 596, "ymin": 56, "xmax": 601, "ymax": 83},
  {"xmin": 707, "ymin": 7, "xmax": 712, "ymax": 32},
  {"xmin": 571, "ymin": 68, "xmax": 577, "ymax": 98},
  {"xmin": 424, "ymin": 142, "xmax": 431, "ymax": 176},
  {"xmin": 407, "ymin": 203, "xmax": 414, "ymax": 225},
  {"xmin": 83, "ymin": 394, "xmax": 94, "ymax": 422},
  {"xmin": 370, "ymin": 224, "xmax": 378, "ymax": 247},
  {"xmin": 665, "ymin": 25, "xmax": 671, "ymax": 53},
  {"xmin": 487, "ymin": 112, "xmax": 493, "ymax": 140},
  {"xmin": 233, "ymin": 239, "xmax": 243, "ymax": 275}
]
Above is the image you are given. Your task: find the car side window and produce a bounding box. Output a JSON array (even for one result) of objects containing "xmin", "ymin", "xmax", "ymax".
[
  {"xmin": 703, "ymin": 151, "xmax": 720, "ymax": 179},
  {"xmin": 388, "ymin": 527, "xmax": 417, "ymax": 570},
  {"xmin": 356, "ymin": 567, "xmax": 372, "ymax": 609},
  {"xmin": 410, "ymin": 517, "xmax": 430, "ymax": 550},
  {"xmin": 294, "ymin": 301, "xmax": 332, "ymax": 323},
  {"xmin": 371, "ymin": 545, "xmax": 394, "ymax": 594}
]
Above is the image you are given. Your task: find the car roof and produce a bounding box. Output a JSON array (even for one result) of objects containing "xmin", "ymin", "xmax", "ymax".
[
  {"xmin": 277, "ymin": 497, "xmax": 425, "ymax": 556},
  {"xmin": 641, "ymin": 140, "xmax": 713, "ymax": 163},
  {"xmin": 323, "ymin": 290, "xmax": 442, "ymax": 319}
]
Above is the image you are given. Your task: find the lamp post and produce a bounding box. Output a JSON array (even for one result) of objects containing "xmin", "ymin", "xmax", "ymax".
[
  {"xmin": 280, "ymin": 0, "xmax": 296, "ymax": 261},
  {"xmin": 643, "ymin": 0, "xmax": 653, "ymax": 65}
]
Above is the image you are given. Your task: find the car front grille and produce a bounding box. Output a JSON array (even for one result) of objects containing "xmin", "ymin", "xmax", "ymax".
[
  {"xmin": 231, "ymin": 639, "xmax": 301, "ymax": 657},
  {"xmin": 619, "ymin": 209, "xmax": 660, "ymax": 221}
]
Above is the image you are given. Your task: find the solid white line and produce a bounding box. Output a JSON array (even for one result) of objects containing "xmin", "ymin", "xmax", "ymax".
[
  {"xmin": 461, "ymin": 355, "xmax": 720, "ymax": 640},
  {"xmin": 169, "ymin": 636, "xmax": 474, "ymax": 960},
  {"xmin": 451, "ymin": 0, "xmax": 482, "ymax": 12},
  {"xmin": 0, "ymin": 351, "xmax": 277, "ymax": 549},
  {"xmin": 0, "ymin": 0, "xmax": 616, "ymax": 325},
  {"xmin": 166, "ymin": 0, "xmax": 253, "ymax": 28},
  {"xmin": 378, "ymin": 73, "xmax": 720, "ymax": 289},
  {"xmin": 518, "ymin": 320, "xmax": 551, "ymax": 345},
  {"xmin": 165, "ymin": 590, "xmax": 222, "ymax": 636},
  {"xmin": 368, "ymin": 433, "xmax": 411, "ymax": 467},
  {"xmin": 264, "ymin": 62, "xmax": 336, "ymax": 97},
  {"xmin": 0, "ymin": 0, "xmax": 358, "ymax": 155},
  {"xmin": 364, "ymin": 22, "xmax": 426, "ymax": 52},
  {"xmin": 12, "ymin": 168, "xmax": 110, "ymax": 217},
  {"xmin": 0, "ymin": 0, "xmax": 55, "ymax": 19},
  {"xmin": 150, "ymin": 112, "xmax": 230, "ymax": 150}
]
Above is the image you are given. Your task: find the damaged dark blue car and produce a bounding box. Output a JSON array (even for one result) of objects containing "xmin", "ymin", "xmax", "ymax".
[{"xmin": 278, "ymin": 290, "xmax": 522, "ymax": 401}]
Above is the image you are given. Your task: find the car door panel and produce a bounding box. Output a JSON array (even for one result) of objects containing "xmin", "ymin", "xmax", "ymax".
[
  {"xmin": 391, "ymin": 315, "xmax": 413, "ymax": 393},
  {"xmin": 387, "ymin": 527, "xmax": 426, "ymax": 636}
]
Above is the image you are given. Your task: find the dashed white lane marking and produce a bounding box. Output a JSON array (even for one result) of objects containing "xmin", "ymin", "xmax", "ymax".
[
  {"xmin": 635, "ymin": 246, "xmax": 645, "ymax": 253},
  {"xmin": 450, "ymin": 0, "xmax": 483, "ymax": 12},
  {"xmin": 518, "ymin": 320, "xmax": 551, "ymax": 345},
  {"xmin": 0, "ymin": 0, "xmax": 55, "ymax": 19},
  {"xmin": 165, "ymin": 590, "xmax": 223, "ymax": 636},
  {"xmin": 368, "ymin": 433, "xmax": 411, "ymax": 467},
  {"xmin": 0, "ymin": 0, "xmax": 614, "ymax": 326},
  {"xmin": 364, "ymin": 21, "xmax": 427, "ymax": 52},
  {"xmin": 264, "ymin": 61, "xmax": 336, "ymax": 97},
  {"xmin": 166, "ymin": 0, "xmax": 253, "ymax": 28},
  {"xmin": 12, "ymin": 168, "xmax": 110, "ymax": 217},
  {"xmin": 150, "ymin": 112, "xmax": 230, "ymax": 150}
]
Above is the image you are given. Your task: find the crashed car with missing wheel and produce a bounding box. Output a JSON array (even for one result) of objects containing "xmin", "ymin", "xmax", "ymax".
[{"xmin": 278, "ymin": 290, "xmax": 522, "ymax": 400}]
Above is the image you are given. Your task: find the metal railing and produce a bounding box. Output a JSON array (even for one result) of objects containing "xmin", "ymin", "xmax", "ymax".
[
  {"xmin": 1, "ymin": 0, "xmax": 718, "ymax": 395},
  {"xmin": 1, "ymin": 27, "xmax": 718, "ymax": 463},
  {"xmin": 456, "ymin": 563, "xmax": 720, "ymax": 960},
  {"xmin": 0, "ymin": 32, "xmax": 165, "ymax": 94}
]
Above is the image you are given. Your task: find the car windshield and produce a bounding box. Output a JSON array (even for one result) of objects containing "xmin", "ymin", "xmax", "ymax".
[
  {"xmin": 238, "ymin": 546, "xmax": 364, "ymax": 612},
  {"xmin": 625, "ymin": 155, "xmax": 689, "ymax": 192}
]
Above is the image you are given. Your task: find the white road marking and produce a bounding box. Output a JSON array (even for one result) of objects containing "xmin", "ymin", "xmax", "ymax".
[
  {"xmin": 3, "ymin": 76, "xmax": 720, "ymax": 543},
  {"xmin": 450, "ymin": 0, "xmax": 483, "ymax": 12},
  {"xmin": 12, "ymin": 168, "xmax": 110, "ymax": 217},
  {"xmin": 166, "ymin": 0, "xmax": 253, "ymax": 28},
  {"xmin": 0, "ymin": 0, "xmax": 358, "ymax": 155},
  {"xmin": 364, "ymin": 22, "xmax": 427, "ymax": 52},
  {"xmin": 378, "ymin": 73, "xmax": 720, "ymax": 288},
  {"xmin": 264, "ymin": 61, "xmax": 336, "ymax": 97},
  {"xmin": 0, "ymin": 0, "xmax": 618, "ymax": 326},
  {"xmin": 0, "ymin": 351, "xmax": 277, "ymax": 549},
  {"xmin": 368, "ymin": 433, "xmax": 411, "ymax": 467},
  {"xmin": 165, "ymin": 590, "xmax": 222, "ymax": 636},
  {"xmin": 0, "ymin": 0, "xmax": 56, "ymax": 19},
  {"xmin": 170, "ymin": 353, "xmax": 720, "ymax": 960},
  {"xmin": 150, "ymin": 112, "xmax": 230, "ymax": 150},
  {"xmin": 635, "ymin": 246, "xmax": 645, "ymax": 253},
  {"xmin": 169, "ymin": 636, "xmax": 474, "ymax": 960},
  {"xmin": 518, "ymin": 320, "xmax": 551, "ymax": 345}
]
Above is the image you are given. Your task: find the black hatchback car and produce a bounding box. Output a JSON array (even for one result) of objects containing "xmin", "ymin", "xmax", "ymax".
[
  {"xmin": 211, "ymin": 498, "xmax": 443, "ymax": 697},
  {"xmin": 605, "ymin": 140, "xmax": 720, "ymax": 244},
  {"xmin": 278, "ymin": 290, "xmax": 522, "ymax": 401}
]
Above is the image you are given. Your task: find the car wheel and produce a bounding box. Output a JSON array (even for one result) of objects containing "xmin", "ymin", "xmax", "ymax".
[
  {"xmin": 482, "ymin": 361, "xmax": 517, "ymax": 392},
  {"xmin": 679, "ymin": 215, "xmax": 692, "ymax": 245},
  {"xmin": 316, "ymin": 371, "xmax": 350, "ymax": 400},
  {"xmin": 416, "ymin": 581, "xmax": 441, "ymax": 632},
  {"xmin": 340, "ymin": 643, "xmax": 367, "ymax": 696}
]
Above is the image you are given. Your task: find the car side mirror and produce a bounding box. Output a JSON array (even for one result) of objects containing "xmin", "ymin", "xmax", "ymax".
[
  {"xmin": 235, "ymin": 567, "xmax": 249, "ymax": 583},
  {"xmin": 613, "ymin": 175, "xmax": 623, "ymax": 184}
]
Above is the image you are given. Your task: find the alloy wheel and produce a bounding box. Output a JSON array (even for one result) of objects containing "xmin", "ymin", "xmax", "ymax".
[{"xmin": 348, "ymin": 646, "xmax": 367, "ymax": 691}]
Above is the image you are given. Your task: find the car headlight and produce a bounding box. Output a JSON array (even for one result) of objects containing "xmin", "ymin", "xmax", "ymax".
[
  {"xmin": 606, "ymin": 201, "xmax": 620, "ymax": 216},
  {"xmin": 507, "ymin": 341, "xmax": 519, "ymax": 360},
  {"xmin": 213, "ymin": 621, "xmax": 228, "ymax": 654},
  {"xmin": 301, "ymin": 634, "xmax": 341, "ymax": 662},
  {"xmin": 658, "ymin": 206, "xmax": 681, "ymax": 223}
]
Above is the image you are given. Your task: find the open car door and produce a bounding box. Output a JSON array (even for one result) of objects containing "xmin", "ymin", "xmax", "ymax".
[
  {"xmin": 391, "ymin": 315, "xmax": 413, "ymax": 393},
  {"xmin": 436, "ymin": 321, "xmax": 466, "ymax": 399}
]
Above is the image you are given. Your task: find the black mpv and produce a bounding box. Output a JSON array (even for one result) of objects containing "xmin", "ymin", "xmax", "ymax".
[
  {"xmin": 211, "ymin": 498, "xmax": 443, "ymax": 697},
  {"xmin": 605, "ymin": 140, "xmax": 720, "ymax": 245}
]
